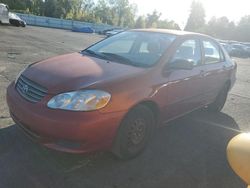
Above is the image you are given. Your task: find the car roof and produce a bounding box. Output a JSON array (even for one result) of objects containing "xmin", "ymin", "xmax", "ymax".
[{"xmin": 131, "ymin": 28, "xmax": 210, "ymax": 38}]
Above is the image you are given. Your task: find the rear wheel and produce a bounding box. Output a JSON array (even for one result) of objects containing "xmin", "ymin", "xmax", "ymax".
[
  {"xmin": 207, "ymin": 83, "xmax": 229, "ymax": 112},
  {"xmin": 112, "ymin": 105, "xmax": 154, "ymax": 160}
]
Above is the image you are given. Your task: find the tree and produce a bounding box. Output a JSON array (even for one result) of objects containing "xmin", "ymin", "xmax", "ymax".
[
  {"xmin": 43, "ymin": 0, "xmax": 57, "ymax": 17},
  {"xmin": 109, "ymin": 0, "xmax": 137, "ymax": 27},
  {"xmin": 31, "ymin": 0, "xmax": 44, "ymax": 16},
  {"xmin": 43, "ymin": 0, "xmax": 70, "ymax": 18},
  {"xmin": 134, "ymin": 16, "xmax": 146, "ymax": 28},
  {"xmin": 185, "ymin": 0, "xmax": 205, "ymax": 32},
  {"xmin": 157, "ymin": 19, "xmax": 180, "ymax": 30},
  {"xmin": 0, "ymin": 0, "xmax": 26, "ymax": 10},
  {"xmin": 122, "ymin": 3, "xmax": 137, "ymax": 27},
  {"xmin": 146, "ymin": 10, "xmax": 161, "ymax": 28},
  {"xmin": 205, "ymin": 16, "xmax": 236, "ymax": 40},
  {"xmin": 115, "ymin": 0, "xmax": 129, "ymax": 26},
  {"xmin": 94, "ymin": 0, "xmax": 115, "ymax": 25},
  {"xmin": 56, "ymin": 0, "xmax": 73, "ymax": 18},
  {"xmin": 168, "ymin": 21, "xmax": 181, "ymax": 30},
  {"xmin": 235, "ymin": 15, "xmax": 250, "ymax": 42}
]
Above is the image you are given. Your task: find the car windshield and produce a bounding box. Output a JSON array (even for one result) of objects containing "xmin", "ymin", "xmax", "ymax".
[{"xmin": 82, "ymin": 31, "xmax": 176, "ymax": 67}]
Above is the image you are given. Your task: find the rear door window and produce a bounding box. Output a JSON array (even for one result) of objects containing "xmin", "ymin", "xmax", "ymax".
[{"xmin": 202, "ymin": 41, "xmax": 222, "ymax": 64}]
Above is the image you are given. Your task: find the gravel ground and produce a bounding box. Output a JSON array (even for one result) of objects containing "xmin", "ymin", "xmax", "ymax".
[{"xmin": 0, "ymin": 25, "xmax": 250, "ymax": 188}]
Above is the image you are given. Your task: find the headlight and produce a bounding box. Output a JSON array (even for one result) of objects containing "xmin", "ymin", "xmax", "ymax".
[{"xmin": 47, "ymin": 90, "xmax": 111, "ymax": 111}]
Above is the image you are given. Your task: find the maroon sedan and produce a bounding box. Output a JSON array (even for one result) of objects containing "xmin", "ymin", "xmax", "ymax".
[{"xmin": 7, "ymin": 29, "xmax": 236, "ymax": 159}]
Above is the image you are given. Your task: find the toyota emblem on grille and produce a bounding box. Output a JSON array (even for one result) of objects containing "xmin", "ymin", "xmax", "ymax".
[{"xmin": 21, "ymin": 84, "xmax": 29, "ymax": 93}]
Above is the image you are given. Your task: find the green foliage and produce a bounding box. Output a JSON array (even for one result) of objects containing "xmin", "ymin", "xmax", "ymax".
[
  {"xmin": 146, "ymin": 10, "xmax": 161, "ymax": 28},
  {"xmin": 0, "ymin": 0, "xmax": 27, "ymax": 10},
  {"xmin": 185, "ymin": 0, "xmax": 205, "ymax": 32},
  {"xmin": 139, "ymin": 10, "xmax": 180, "ymax": 30},
  {"xmin": 184, "ymin": 0, "xmax": 250, "ymax": 42},
  {"xmin": 205, "ymin": 16, "xmax": 236, "ymax": 40},
  {"xmin": 157, "ymin": 20, "xmax": 180, "ymax": 30},
  {"xmin": 236, "ymin": 16, "xmax": 250, "ymax": 42},
  {"xmin": 94, "ymin": 0, "xmax": 114, "ymax": 25},
  {"xmin": 135, "ymin": 16, "xmax": 146, "ymax": 28}
]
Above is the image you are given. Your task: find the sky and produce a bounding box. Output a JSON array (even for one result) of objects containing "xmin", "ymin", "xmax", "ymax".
[{"xmin": 129, "ymin": 0, "xmax": 250, "ymax": 28}]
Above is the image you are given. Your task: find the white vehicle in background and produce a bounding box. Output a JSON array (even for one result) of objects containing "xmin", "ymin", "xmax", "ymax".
[
  {"xmin": 0, "ymin": 3, "xmax": 26, "ymax": 27},
  {"xmin": 9, "ymin": 12, "xmax": 26, "ymax": 27},
  {"xmin": 105, "ymin": 29, "xmax": 124, "ymax": 37},
  {"xmin": 0, "ymin": 3, "xmax": 9, "ymax": 24}
]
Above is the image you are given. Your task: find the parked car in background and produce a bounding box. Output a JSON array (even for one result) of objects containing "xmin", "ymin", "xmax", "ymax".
[
  {"xmin": 7, "ymin": 29, "xmax": 237, "ymax": 159},
  {"xmin": 106, "ymin": 29, "xmax": 124, "ymax": 37},
  {"xmin": 231, "ymin": 44, "xmax": 249, "ymax": 58},
  {"xmin": 241, "ymin": 42, "xmax": 250, "ymax": 47},
  {"xmin": 220, "ymin": 43, "xmax": 233, "ymax": 56},
  {"xmin": 98, "ymin": 28, "xmax": 114, "ymax": 35},
  {"xmin": 0, "ymin": 3, "xmax": 9, "ymax": 24},
  {"xmin": 245, "ymin": 46, "xmax": 250, "ymax": 57},
  {"xmin": 72, "ymin": 26, "xmax": 94, "ymax": 33},
  {"xmin": 9, "ymin": 12, "xmax": 26, "ymax": 27}
]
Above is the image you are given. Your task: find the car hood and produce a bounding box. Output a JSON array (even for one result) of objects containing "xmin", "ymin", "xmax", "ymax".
[
  {"xmin": 9, "ymin": 12, "xmax": 21, "ymax": 20},
  {"xmin": 23, "ymin": 52, "xmax": 144, "ymax": 94}
]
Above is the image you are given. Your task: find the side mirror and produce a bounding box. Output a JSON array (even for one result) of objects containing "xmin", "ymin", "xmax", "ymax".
[{"xmin": 167, "ymin": 59, "xmax": 194, "ymax": 70}]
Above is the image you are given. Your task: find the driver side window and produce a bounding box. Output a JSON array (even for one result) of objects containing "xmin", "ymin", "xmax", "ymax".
[{"xmin": 171, "ymin": 39, "xmax": 201, "ymax": 66}]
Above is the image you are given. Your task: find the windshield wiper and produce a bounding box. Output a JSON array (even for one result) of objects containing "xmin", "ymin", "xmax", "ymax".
[
  {"xmin": 101, "ymin": 52, "xmax": 139, "ymax": 67},
  {"xmin": 81, "ymin": 49, "xmax": 109, "ymax": 61}
]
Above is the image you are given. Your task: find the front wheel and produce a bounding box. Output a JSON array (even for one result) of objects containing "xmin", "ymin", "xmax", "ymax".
[
  {"xmin": 112, "ymin": 105, "xmax": 155, "ymax": 160},
  {"xmin": 207, "ymin": 83, "xmax": 229, "ymax": 112}
]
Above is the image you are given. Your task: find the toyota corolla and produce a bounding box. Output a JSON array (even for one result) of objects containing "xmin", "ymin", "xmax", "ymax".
[{"xmin": 7, "ymin": 29, "xmax": 236, "ymax": 159}]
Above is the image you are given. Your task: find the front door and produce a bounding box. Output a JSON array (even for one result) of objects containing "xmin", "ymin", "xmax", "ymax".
[{"xmin": 161, "ymin": 39, "xmax": 204, "ymax": 121}]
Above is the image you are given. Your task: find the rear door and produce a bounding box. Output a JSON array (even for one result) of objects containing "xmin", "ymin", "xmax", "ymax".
[{"xmin": 200, "ymin": 39, "xmax": 228, "ymax": 104}]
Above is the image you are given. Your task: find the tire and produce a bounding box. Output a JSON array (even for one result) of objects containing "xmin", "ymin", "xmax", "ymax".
[
  {"xmin": 112, "ymin": 105, "xmax": 155, "ymax": 160},
  {"xmin": 10, "ymin": 19, "xmax": 20, "ymax": 27},
  {"xmin": 207, "ymin": 83, "xmax": 229, "ymax": 113},
  {"xmin": 16, "ymin": 21, "xmax": 20, "ymax": 27}
]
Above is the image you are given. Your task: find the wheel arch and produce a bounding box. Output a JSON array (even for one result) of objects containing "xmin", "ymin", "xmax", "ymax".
[
  {"xmin": 124, "ymin": 100, "xmax": 160, "ymax": 127},
  {"xmin": 111, "ymin": 100, "xmax": 160, "ymax": 158}
]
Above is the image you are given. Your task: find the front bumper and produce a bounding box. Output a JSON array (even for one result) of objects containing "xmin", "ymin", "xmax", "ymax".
[{"xmin": 7, "ymin": 82, "xmax": 126, "ymax": 153}]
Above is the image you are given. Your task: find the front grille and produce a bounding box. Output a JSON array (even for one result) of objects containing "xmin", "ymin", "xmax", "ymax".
[{"xmin": 16, "ymin": 75, "xmax": 48, "ymax": 103}]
